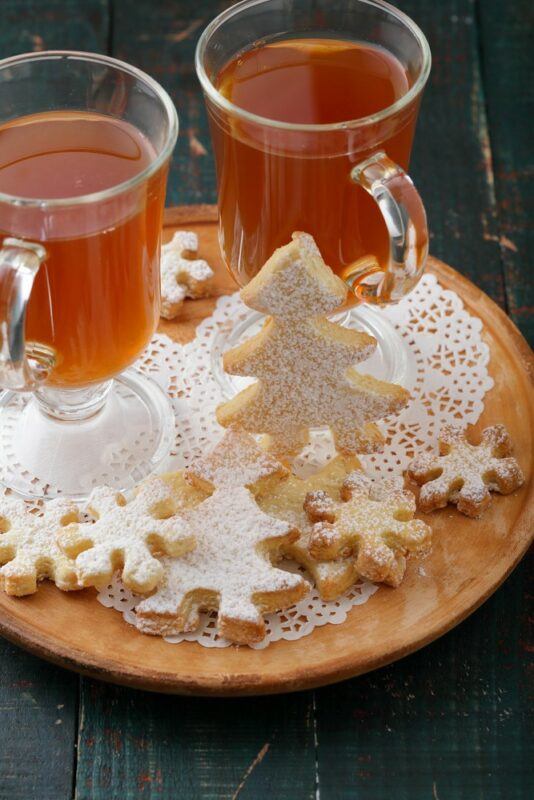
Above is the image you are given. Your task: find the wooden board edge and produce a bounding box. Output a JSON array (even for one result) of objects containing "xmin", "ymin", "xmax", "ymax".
[
  {"xmin": 0, "ymin": 493, "xmax": 531, "ymax": 697},
  {"xmin": 0, "ymin": 209, "xmax": 532, "ymax": 696}
]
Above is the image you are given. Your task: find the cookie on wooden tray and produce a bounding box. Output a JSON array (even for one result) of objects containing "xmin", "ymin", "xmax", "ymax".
[
  {"xmin": 57, "ymin": 478, "xmax": 197, "ymax": 593},
  {"xmin": 134, "ymin": 486, "xmax": 308, "ymax": 644},
  {"xmin": 407, "ymin": 424, "xmax": 524, "ymax": 518},
  {"xmin": 0, "ymin": 497, "xmax": 80, "ymax": 596},
  {"xmin": 135, "ymin": 433, "xmax": 309, "ymax": 644},
  {"xmin": 160, "ymin": 230, "xmax": 214, "ymax": 319},
  {"xmin": 258, "ymin": 455, "xmax": 364, "ymax": 600},
  {"xmin": 306, "ymin": 472, "xmax": 432, "ymax": 587},
  {"xmin": 216, "ymin": 232, "xmax": 409, "ymax": 461}
]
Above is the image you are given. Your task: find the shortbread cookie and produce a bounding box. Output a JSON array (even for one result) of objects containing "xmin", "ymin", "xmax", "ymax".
[
  {"xmin": 407, "ymin": 424, "xmax": 524, "ymax": 518},
  {"xmin": 258, "ymin": 456, "xmax": 363, "ymax": 600},
  {"xmin": 135, "ymin": 485, "xmax": 309, "ymax": 644},
  {"xmin": 161, "ymin": 230, "xmax": 214, "ymax": 319},
  {"xmin": 306, "ymin": 472, "xmax": 432, "ymax": 586},
  {"xmin": 57, "ymin": 478, "xmax": 196, "ymax": 593},
  {"xmin": 0, "ymin": 497, "xmax": 80, "ymax": 596},
  {"xmin": 186, "ymin": 430, "xmax": 288, "ymax": 494},
  {"xmin": 216, "ymin": 232, "xmax": 409, "ymax": 460}
]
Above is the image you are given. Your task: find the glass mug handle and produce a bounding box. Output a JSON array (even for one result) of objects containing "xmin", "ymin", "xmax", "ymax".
[
  {"xmin": 350, "ymin": 151, "xmax": 429, "ymax": 304},
  {"xmin": 0, "ymin": 238, "xmax": 55, "ymax": 391}
]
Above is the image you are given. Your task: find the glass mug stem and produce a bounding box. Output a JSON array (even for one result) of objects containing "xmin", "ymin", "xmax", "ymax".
[{"xmin": 349, "ymin": 151, "xmax": 429, "ymax": 304}]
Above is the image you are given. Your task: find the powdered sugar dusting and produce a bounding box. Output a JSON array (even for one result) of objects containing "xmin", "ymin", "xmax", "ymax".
[
  {"xmin": 217, "ymin": 232, "xmax": 409, "ymax": 457},
  {"xmin": 134, "ymin": 486, "xmax": 309, "ymax": 638},
  {"xmin": 56, "ymin": 478, "xmax": 195, "ymax": 593},
  {"xmin": 160, "ymin": 230, "xmax": 214, "ymax": 319},
  {"xmin": 407, "ymin": 424, "xmax": 524, "ymax": 517},
  {"xmin": 307, "ymin": 475, "xmax": 432, "ymax": 586},
  {"xmin": 0, "ymin": 497, "xmax": 80, "ymax": 594},
  {"xmin": 187, "ymin": 430, "xmax": 287, "ymax": 489}
]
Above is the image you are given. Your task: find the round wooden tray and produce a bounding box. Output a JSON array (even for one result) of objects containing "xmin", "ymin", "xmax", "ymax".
[{"xmin": 0, "ymin": 206, "xmax": 532, "ymax": 696}]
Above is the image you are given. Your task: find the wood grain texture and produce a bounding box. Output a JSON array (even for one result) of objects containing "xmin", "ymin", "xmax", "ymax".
[
  {"xmin": 477, "ymin": 0, "xmax": 534, "ymax": 344},
  {"xmin": 0, "ymin": 213, "xmax": 531, "ymax": 699},
  {"xmin": 110, "ymin": 0, "xmax": 228, "ymax": 207},
  {"xmin": 2, "ymin": 0, "xmax": 109, "ymax": 54},
  {"xmin": 75, "ymin": 685, "xmax": 316, "ymax": 800},
  {"xmin": 0, "ymin": 1, "xmax": 531, "ymax": 798},
  {"xmin": 396, "ymin": 0, "xmax": 506, "ymax": 308},
  {"xmin": 315, "ymin": 2, "xmax": 533, "ymax": 796},
  {"xmin": 315, "ymin": 556, "xmax": 533, "ymax": 800},
  {"xmin": 0, "ymin": 639, "xmax": 78, "ymax": 800}
]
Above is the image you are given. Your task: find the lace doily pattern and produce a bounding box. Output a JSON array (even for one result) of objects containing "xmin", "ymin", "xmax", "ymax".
[
  {"xmin": 0, "ymin": 274, "xmax": 493, "ymax": 647},
  {"xmin": 98, "ymin": 566, "xmax": 379, "ymax": 650},
  {"xmin": 97, "ymin": 273, "xmax": 493, "ymax": 648}
]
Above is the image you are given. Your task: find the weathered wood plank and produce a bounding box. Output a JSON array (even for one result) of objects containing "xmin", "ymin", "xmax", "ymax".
[
  {"xmin": 0, "ymin": 639, "xmax": 79, "ymax": 800},
  {"xmin": 477, "ymin": 0, "xmax": 533, "ymax": 344},
  {"xmin": 315, "ymin": 0, "xmax": 531, "ymax": 796},
  {"xmin": 74, "ymin": 685, "xmax": 316, "ymax": 800},
  {"xmin": 2, "ymin": 0, "xmax": 109, "ymax": 55},
  {"xmin": 315, "ymin": 556, "xmax": 533, "ymax": 800},
  {"xmin": 394, "ymin": 0, "xmax": 507, "ymax": 307},
  {"xmin": 0, "ymin": 4, "xmax": 110, "ymax": 800},
  {"xmin": 110, "ymin": 0, "xmax": 232, "ymax": 207}
]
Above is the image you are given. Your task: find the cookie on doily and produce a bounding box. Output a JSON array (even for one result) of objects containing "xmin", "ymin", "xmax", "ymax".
[
  {"xmin": 305, "ymin": 472, "xmax": 432, "ymax": 587},
  {"xmin": 258, "ymin": 455, "xmax": 366, "ymax": 600},
  {"xmin": 186, "ymin": 429, "xmax": 288, "ymax": 495},
  {"xmin": 407, "ymin": 424, "xmax": 524, "ymax": 518},
  {"xmin": 216, "ymin": 232, "xmax": 409, "ymax": 460},
  {"xmin": 161, "ymin": 230, "xmax": 214, "ymax": 319},
  {"xmin": 135, "ymin": 434, "xmax": 309, "ymax": 644},
  {"xmin": 0, "ymin": 497, "xmax": 80, "ymax": 596},
  {"xmin": 57, "ymin": 478, "xmax": 197, "ymax": 593}
]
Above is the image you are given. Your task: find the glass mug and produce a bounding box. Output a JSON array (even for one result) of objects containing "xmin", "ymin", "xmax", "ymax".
[
  {"xmin": 196, "ymin": 0, "xmax": 431, "ymax": 387},
  {"xmin": 0, "ymin": 52, "xmax": 178, "ymax": 499}
]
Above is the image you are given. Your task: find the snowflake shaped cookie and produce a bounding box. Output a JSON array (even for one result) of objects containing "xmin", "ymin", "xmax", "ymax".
[
  {"xmin": 306, "ymin": 472, "xmax": 432, "ymax": 587},
  {"xmin": 134, "ymin": 486, "xmax": 309, "ymax": 644},
  {"xmin": 217, "ymin": 232, "xmax": 409, "ymax": 460},
  {"xmin": 258, "ymin": 455, "xmax": 365, "ymax": 600},
  {"xmin": 407, "ymin": 424, "xmax": 524, "ymax": 518},
  {"xmin": 160, "ymin": 231, "xmax": 214, "ymax": 319},
  {"xmin": 0, "ymin": 497, "xmax": 80, "ymax": 596},
  {"xmin": 57, "ymin": 478, "xmax": 196, "ymax": 593}
]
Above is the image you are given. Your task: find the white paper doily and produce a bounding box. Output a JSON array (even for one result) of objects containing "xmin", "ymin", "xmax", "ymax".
[{"xmin": 97, "ymin": 273, "xmax": 494, "ymax": 648}]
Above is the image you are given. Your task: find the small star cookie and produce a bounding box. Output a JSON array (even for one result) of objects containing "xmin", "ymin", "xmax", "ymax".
[
  {"xmin": 258, "ymin": 455, "xmax": 365, "ymax": 600},
  {"xmin": 134, "ymin": 485, "xmax": 309, "ymax": 644},
  {"xmin": 57, "ymin": 478, "xmax": 196, "ymax": 593},
  {"xmin": 161, "ymin": 231, "xmax": 214, "ymax": 319},
  {"xmin": 216, "ymin": 232, "xmax": 409, "ymax": 460},
  {"xmin": 0, "ymin": 497, "xmax": 80, "ymax": 596},
  {"xmin": 407, "ymin": 424, "xmax": 524, "ymax": 517},
  {"xmin": 306, "ymin": 472, "xmax": 432, "ymax": 587}
]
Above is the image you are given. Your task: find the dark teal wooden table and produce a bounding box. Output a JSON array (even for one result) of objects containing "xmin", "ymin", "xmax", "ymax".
[{"xmin": 0, "ymin": 2, "xmax": 532, "ymax": 798}]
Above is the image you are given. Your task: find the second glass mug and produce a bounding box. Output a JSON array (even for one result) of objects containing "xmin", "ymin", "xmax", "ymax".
[
  {"xmin": 196, "ymin": 0, "xmax": 431, "ymax": 387},
  {"xmin": 0, "ymin": 51, "xmax": 178, "ymax": 499}
]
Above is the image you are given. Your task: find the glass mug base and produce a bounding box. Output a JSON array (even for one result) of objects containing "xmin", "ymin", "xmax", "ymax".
[
  {"xmin": 212, "ymin": 305, "xmax": 417, "ymax": 400},
  {"xmin": 0, "ymin": 369, "xmax": 175, "ymax": 501}
]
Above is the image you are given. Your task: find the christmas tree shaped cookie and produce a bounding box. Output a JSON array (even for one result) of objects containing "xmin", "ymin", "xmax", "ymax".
[
  {"xmin": 135, "ymin": 432, "xmax": 308, "ymax": 644},
  {"xmin": 216, "ymin": 232, "xmax": 409, "ymax": 460}
]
